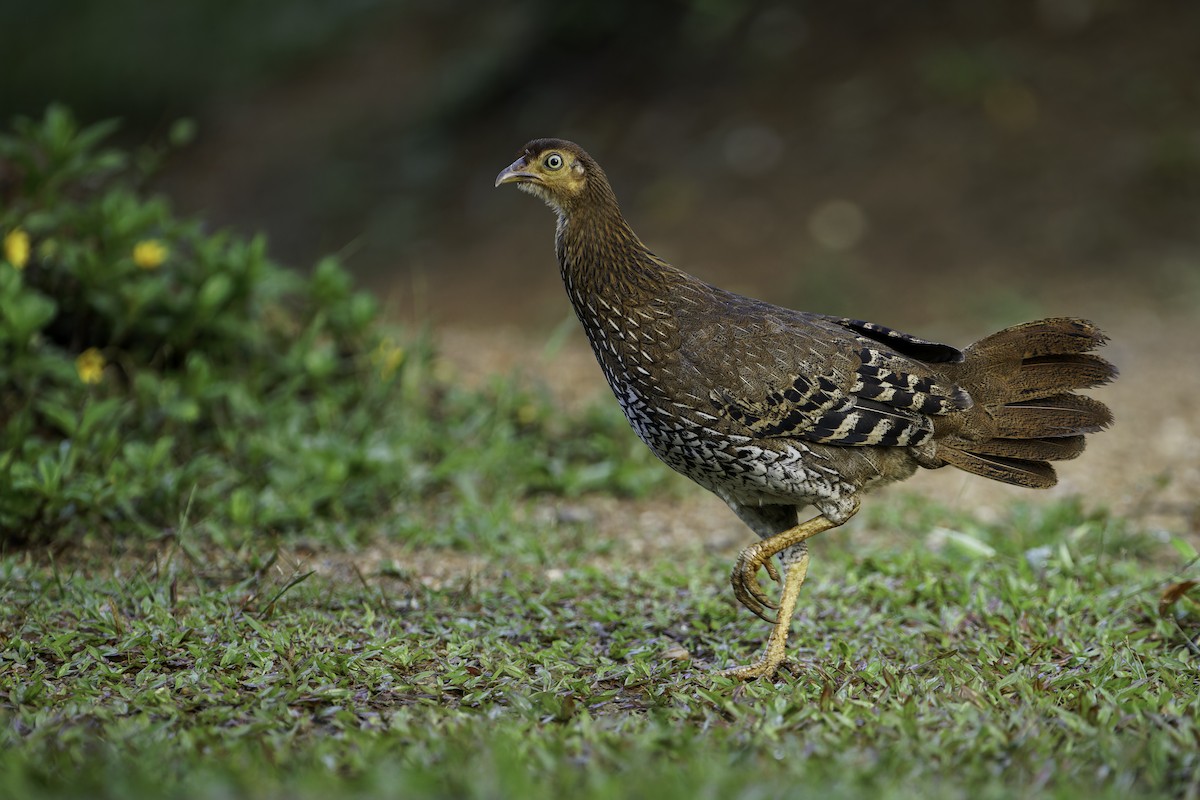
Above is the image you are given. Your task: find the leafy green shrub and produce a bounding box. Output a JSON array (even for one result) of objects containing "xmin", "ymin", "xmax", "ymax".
[{"xmin": 0, "ymin": 107, "xmax": 662, "ymax": 544}]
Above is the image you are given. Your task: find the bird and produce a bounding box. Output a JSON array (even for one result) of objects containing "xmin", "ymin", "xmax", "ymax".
[{"xmin": 495, "ymin": 138, "xmax": 1116, "ymax": 680}]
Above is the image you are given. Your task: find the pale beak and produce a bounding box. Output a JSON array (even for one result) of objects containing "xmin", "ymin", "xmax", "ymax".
[{"xmin": 495, "ymin": 156, "xmax": 538, "ymax": 187}]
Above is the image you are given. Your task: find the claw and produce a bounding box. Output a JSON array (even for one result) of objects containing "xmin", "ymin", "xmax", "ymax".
[
  {"xmin": 731, "ymin": 574, "xmax": 777, "ymax": 622},
  {"xmin": 719, "ymin": 657, "xmax": 784, "ymax": 681},
  {"xmin": 764, "ymin": 557, "xmax": 781, "ymax": 584},
  {"xmin": 729, "ymin": 543, "xmax": 782, "ymax": 622},
  {"xmin": 747, "ymin": 604, "xmax": 777, "ymax": 625}
]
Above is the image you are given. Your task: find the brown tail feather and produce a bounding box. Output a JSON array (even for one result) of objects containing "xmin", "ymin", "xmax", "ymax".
[
  {"xmin": 991, "ymin": 394, "xmax": 1113, "ymax": 438},
  {"xmin": 937, "ymin": 317, "xmax": 1115, "ymax": 488},
  {"xmin": 961, "ymin": 435, "xmax": 1086, "ymax": 462},
  {"xmin": 967, "ymin": 317, "xmax": 1110, "ymax": 359},
  {"xmin": 1007, "ymin": 354, "xmax": 1115, "ymax": 399},
  {"xmin": 938, "ymin": 449, "xmax": 1058, "ymax": 489}
]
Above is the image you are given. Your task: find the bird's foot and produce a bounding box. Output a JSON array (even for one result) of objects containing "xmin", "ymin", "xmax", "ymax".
[
  {"xmin": 730, "ymin": 541, "xmax": 781, "ymax": 622},
  {"xmin": 718, "ymin": 648, "xmax": 789, "ymax": 681}
]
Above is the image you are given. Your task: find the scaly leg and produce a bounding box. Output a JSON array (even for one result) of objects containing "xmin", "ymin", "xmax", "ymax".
[{"xmin": 720, "ymin": 505, "xmax": 856, "ymax": 680}]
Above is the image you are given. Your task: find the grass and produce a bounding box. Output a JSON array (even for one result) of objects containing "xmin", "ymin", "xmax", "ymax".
[{"xmin": 2, "ymin": 492, "xmax": 1198, "ymax": 799}]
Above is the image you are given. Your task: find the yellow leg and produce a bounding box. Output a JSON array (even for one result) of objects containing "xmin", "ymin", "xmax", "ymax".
[
  {"xmin": 720, "ymin": 503, "xmax": 857, "ymax": 680},
  {"xmin": 721, "ymin": 541, "xmax": 811, "ymax": 680}
]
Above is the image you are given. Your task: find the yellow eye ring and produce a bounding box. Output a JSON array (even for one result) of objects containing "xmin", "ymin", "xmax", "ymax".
[{"xmin": 544, "ymin": 153, "xmax": 564, "ymax": 170}]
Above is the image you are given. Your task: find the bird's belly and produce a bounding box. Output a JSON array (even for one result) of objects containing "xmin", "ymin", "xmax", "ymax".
[{"xmin": 613, "ymin": 384, "xmax": 854, "ymax": 510}]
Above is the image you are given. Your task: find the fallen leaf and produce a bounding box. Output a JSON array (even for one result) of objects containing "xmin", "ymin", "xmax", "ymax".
[
  {"xmin": 662, "ymin": 639, "xmax": 691, "ymax": 661},
  {"xmin": 1159, "ymin": 580, "xmax": 1199, "ymax": 618}
]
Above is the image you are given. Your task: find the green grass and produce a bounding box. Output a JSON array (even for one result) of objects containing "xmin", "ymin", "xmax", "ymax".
[{"xmin": 3, "ymin": 496, "xmax": 1198, "ymax": 799}]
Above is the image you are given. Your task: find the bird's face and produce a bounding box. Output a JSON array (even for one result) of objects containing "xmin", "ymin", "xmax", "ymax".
[{"xmin": 495, "ymin": 140, "xmax": 589, "ymax": 214}]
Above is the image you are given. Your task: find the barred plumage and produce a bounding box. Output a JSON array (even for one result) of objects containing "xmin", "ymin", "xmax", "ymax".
[{"xmin": 497, "ymin": 138, "xmax": 1116, "ymax": 680}]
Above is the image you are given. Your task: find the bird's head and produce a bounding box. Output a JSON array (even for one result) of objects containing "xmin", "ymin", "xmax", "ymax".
[{"xmin": 495, "ymin": 139, "xmax": 605, "ymax": 216}]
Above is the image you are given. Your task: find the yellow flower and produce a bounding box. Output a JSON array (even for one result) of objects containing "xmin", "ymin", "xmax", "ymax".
[
  {"xmin": 4, "ymin": 228, "xmax": 30, "ymax": 269},
  {"xmin": 372, "ymin": 338, "xmax": 406, "ymax": 379},
  {"xmin": 516, "ymin": 403, "xmax": 540, "ymax": 426},
  {"xmin": 76, "ymin": 348, "xmax": 106, "ymax": 385},
  {"xmin": 133, "ymin": 239, "xmax": 168, "ymax": 269}
]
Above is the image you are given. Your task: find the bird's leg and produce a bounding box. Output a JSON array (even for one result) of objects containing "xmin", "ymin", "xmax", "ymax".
[
  {"xmin": 727, "ymin": 513, "xmax": 839, "ymax": 623},
  {"xmin": 721, "ymin": 506, "xmax": 855, "ymax": 681}
]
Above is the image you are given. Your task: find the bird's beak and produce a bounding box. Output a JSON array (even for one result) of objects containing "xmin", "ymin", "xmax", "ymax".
[{"xmin": 495, "ymin": 156, "xmax": 538, "ymax": 187}]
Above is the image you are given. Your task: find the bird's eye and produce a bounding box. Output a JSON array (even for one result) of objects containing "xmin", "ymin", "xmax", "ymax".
[{"xmin": 544, "ymin": 153, "xmax": 564, "ymax": 170}]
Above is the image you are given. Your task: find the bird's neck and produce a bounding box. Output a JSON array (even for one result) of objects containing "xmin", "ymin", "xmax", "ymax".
[{"xmin": 554, "ymin": 195, "xmax": 683, "ymax": 315}]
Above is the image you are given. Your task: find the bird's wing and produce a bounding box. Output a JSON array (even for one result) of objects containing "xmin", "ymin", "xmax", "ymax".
[
  {"xmin": 675, "ymin": 296, "xmax": 971, "ymax": 448},
  {"xmin": 819, "ymin": 315, "xmax": 964, "ymax": 364}
]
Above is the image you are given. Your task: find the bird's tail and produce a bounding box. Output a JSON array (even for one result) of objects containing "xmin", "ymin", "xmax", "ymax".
[{"xmin": 937, "ymin": 317, "xmax": 1116, "ymax": 488}]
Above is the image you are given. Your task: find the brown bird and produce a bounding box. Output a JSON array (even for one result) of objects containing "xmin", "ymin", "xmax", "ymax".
[{"xmin": 496, "ymin": 139, "xmax": 1115, "ymax": 680}]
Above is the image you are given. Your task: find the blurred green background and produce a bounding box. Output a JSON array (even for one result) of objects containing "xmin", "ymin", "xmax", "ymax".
[{"xmin": 6, "ymin": 0, "xmax": 1198, "ymax": 330}]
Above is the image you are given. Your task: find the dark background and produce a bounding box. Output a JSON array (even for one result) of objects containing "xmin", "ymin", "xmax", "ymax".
[{"xmin": 6, "ymin": 0, "xmax": 1199, "ymax": 333}]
